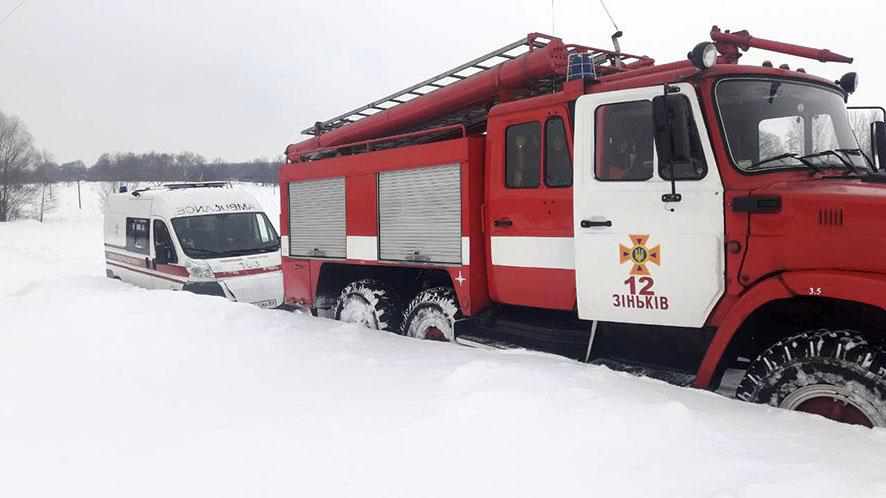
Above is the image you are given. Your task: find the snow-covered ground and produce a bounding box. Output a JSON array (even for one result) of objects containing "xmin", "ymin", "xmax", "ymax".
[{"xmin": 2, "ymin": 183, "xmax": 886, "ymax": 498}]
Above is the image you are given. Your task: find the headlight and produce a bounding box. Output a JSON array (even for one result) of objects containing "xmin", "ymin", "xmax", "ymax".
[
  {"xmin": 185, "ymin": 260, "xmax": 215, "ymax": 281},
  {"xmin": 688, "ymin": 42, "xmax": 718, "ymax": 70}
]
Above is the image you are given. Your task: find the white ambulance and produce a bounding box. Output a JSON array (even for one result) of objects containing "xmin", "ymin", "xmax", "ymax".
[{"xmin": 103, "ymin": 182, "xmax": 283, "ymax": 308}]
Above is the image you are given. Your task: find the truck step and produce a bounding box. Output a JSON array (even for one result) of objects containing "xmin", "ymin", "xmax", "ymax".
[{"xmin": 455, "ymin": 334, "xmax": 525, "ymax": 351}]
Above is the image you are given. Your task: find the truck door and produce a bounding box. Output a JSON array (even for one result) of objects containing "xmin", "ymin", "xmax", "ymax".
[
  {"xmin": 485, "ymin": 106, "xmax": 575, "ymax": 310},
  {"xmin": 572, "ymin": 84, "xmax": 725, "ymax": 328}
]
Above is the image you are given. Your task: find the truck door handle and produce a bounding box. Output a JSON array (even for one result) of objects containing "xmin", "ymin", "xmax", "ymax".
[
  {"xmin": 493, "ymin": 218, "xmax": 513, "ymax": 227},
  {"xmin": 581, "ymin": 219, "xmax": 612, "ymax": 228}
]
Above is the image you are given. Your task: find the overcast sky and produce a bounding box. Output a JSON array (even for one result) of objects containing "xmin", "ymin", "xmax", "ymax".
[{"xmin": 0, "ymin": 0, "xmax": 882, "ymax": 165}]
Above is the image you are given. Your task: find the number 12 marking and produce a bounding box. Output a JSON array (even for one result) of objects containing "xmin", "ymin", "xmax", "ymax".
[{"xmin": 624, "ymin": 276, "xmax": 655, "ymax": 295}]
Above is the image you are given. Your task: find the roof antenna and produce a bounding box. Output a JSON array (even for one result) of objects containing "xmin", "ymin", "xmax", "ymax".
[
  {"xmin": 599, "ymin": 0, "xmax": 624, "ymax": 69},
  {"xmin": 551, "ymin": 0, "xmax": 555, "ymax": 33}
]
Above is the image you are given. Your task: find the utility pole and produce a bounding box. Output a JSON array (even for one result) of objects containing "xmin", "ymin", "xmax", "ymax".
[
  {"xmin": 39, "ymin": 183, "xmax": 46, "ymax": 223},
  {"xmin": 77, "ymin": 179, "xmax": 82, "ymax": 209}
]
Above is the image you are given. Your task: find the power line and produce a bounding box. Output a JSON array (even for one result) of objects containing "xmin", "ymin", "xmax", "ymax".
[{"xmin": 0, "ymin": 0, "xmax": 27, "ymax": 27}]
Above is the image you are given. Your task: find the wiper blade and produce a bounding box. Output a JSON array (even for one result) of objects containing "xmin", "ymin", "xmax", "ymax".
[
  {"xmin": 799, "ymin": 149, "xmax": 859, "ymax": 176},
  {"xmin": 220, "ymin": 247, "xmax": 276, "ymax": 257},
  {"xmin": 745, "ymin": 153, "xmax": 799, "ymax": 171},
  {"xmin": 185, "ymin": 247, "xmax": 224, "ymax": 256},
  {"xmin": 745, "ymin": 152, "xmax": 820, "ymax": 174},
  {"xmin": 834, "ymin": 148, "xmax": 874, "ymax": 172}
]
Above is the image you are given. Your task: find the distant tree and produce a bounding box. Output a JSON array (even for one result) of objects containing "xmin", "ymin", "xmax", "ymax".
[
  {"xmin": 0, "ymin": 111, "xmax": 38, "ymax": 221},
  {"xmin": 759, "ymin": 130, "xmax": 783, "ymax": 159},
  {"xmin": 783, "ymin": 117, "xmax": 804, "ymax": 155},
  {"xmin": 848, "ymin": 109, "xmax": 882, "ymax": 165},
  {"xmin": 34, "ymin": 149, "xmax": 59, "ymax": 184},
  {"xmin": 59, "ymin": 160, "xmax": 88, "ymax": 181}
]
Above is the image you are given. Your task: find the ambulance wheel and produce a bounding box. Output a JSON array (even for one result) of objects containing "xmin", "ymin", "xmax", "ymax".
[
  {"xmin": 401, "ymin": 287, "xmax": 461, "ymax": 342},
  {"xmin": 333, "ymin": 279, "xmax": 401, "ymax": 332},
  {"xmin": 736, "ymin": 329, "xmax": 886, "ymax": 428}
]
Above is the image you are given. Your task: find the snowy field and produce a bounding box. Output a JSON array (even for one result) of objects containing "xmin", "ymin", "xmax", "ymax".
[{"xmin": 2, "ymin": 182, "xmax": 886, "ymax": 498}]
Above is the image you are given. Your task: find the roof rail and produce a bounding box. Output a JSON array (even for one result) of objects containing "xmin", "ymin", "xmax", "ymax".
[
  {"xmin": 162, "ymin": 181, "xmax": 231, "ymax": 190},
  {"xmin": 129, "ymin": 181, "xmax": 232, "ymax": 197}
]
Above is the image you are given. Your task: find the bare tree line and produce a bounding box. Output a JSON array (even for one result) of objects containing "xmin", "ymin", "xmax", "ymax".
[
  {"xmin": 0, "ymin": 109, "xmax": 282, "ymax": 221},
  {"xmin": 0, "ymin": 111, "xmax": 38, "ymax": 221},
  {"xmin": 86, "ymin": 152, "xmax": 281, "ymax": 184}
]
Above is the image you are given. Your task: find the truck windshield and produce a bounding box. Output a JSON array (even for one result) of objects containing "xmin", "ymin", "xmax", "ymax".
[
  {"xmin": 172, "ymin": 212, "xmax": 279, "ymax": 259},
  {"xmin": 716, "ymin": 78, "xmax": 868, "ymax": 173}
]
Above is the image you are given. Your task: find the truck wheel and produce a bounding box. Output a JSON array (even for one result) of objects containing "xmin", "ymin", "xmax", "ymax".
[
  {"xmin": 333, "ymin": 279, "xmax": 401, "ymax": 332},
  {"xmin": 736, "ymin": 329, "xmax": 886, "ymax": 427},
  {"xmin": 401, "ymin": 287, "xmax": 461, "ymax": 341}
]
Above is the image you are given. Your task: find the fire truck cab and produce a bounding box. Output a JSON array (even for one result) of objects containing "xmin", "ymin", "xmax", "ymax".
[{"xmin": 280, "ymin": 28, "xmax": 886, "ymax": 427}]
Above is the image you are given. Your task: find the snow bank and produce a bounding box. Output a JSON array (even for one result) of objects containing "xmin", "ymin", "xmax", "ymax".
[{"xmin": 2, "ymin": 183, "xmax": 886, "ymax": 498}]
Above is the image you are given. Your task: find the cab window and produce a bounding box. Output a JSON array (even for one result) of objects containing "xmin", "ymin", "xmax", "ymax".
[
  {"xmin": 153, "ymin": 220, "xmax": 178, "ymax": 264},
  {"xmin": 595, "ymin": 101, "xmax": 654, "ymax": 181},
  {"xmin": 545, "ymin": 117, "xmax": 572, "ymax": 187},
  {"xmin": 126, "ymin": 217, "xmax": 149, "ymax": 254},
  {"xmin": 506, "ymin": 122, "xmax": 541, "ymax": 188}
]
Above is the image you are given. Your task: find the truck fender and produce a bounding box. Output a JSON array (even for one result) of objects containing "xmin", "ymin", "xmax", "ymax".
[
  {"xmin": 779, "ymin": 270, "xmax": 886, "ymax": 309},
  {"xmin": 694, "ymin": 270, "xmax": 886, "ymax": 388}
]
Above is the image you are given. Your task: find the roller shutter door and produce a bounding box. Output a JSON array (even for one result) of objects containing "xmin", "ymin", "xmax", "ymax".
[
  {"xmin": 379, "ymin": 164, "xmax": 461, "ymax": 264},
  {"xmin": 288, "ymin": 177, "xmax": 346, "ymax": 258}
]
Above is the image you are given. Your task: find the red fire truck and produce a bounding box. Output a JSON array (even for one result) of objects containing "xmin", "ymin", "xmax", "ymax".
[{"xmin": 279, "ymin": 27, "xmax": 886, "ymax": 427}]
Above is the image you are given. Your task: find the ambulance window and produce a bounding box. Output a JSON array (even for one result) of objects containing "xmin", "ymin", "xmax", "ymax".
[
  {"xmin": 506, "ymin": 122, "xmax": 541, "ymax": 188},
  {"xmin": 594, "ymin": 101, "xmax": 654, "ymax": 181},
  {"xmin": 153, "ymin": 220, "xmax": 178, "ymax": 264},
  {"xmin": 125, "ymin": 217, "xmax": 150, "ymax": 254},
  {"xmin": 254, "ymin": 213, "xmax": 276, "ymax": 243},
  {"xmin": 545, "ymin": 117, "xmax": 572, "ymax": 187}
]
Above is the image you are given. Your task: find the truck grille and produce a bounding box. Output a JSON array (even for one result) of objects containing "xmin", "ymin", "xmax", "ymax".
[{"xmin": 817, "ymin": 208, "xmax": 844, "ymax": 226}]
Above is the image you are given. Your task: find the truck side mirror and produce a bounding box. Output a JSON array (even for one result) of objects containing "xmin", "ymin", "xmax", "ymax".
[
  {"xmin": 653, "ymin": 92, "xmax": 695, "ymax": 202},
  {"xmin": 874, "ymin": 121, "xmax": 886, "ymax": 170},
  {"xmin": 653, "ymin": 93, "xmax": 692, "ymax": 166}
]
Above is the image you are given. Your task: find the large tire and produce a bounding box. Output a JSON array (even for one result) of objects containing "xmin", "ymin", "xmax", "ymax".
[
  {"xmin": 401, "ymin": 287, "xmax": 461, "ymax": 341},
  {"xmin": 736, "ymin": 329, "xmax": 886, "ymax": 427},
  {"xmin": 333, "ymin": 279, "xmax": 401, "ymax": 332}
]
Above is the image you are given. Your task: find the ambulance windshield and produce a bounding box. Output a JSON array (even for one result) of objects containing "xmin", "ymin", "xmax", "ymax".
[
  {"xmin": 172, "ymin": 212, "xmax": 279, "ymax": 259},
  {"xmin": 716, "ymin": 78, "xmax": 868, "ymax": 173}
]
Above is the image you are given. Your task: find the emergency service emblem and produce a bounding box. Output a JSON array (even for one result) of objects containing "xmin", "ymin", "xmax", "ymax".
[
  {"xmin": 613, "ymin": 234, "xmax": 669, "ymax": 311},
  {"xmin": 619, "ymin": 235, "xmax": 661, "ymax": 276}
]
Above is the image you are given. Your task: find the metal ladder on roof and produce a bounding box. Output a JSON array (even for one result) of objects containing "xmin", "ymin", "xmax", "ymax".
[{"xmin": 300, "ymin": 34, "xmax": 559, "ymax": 137}]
